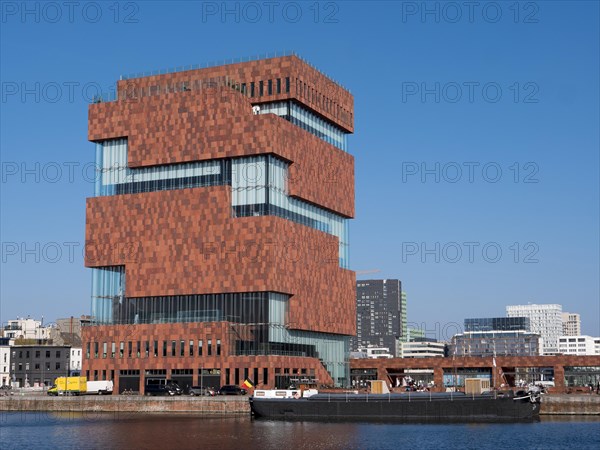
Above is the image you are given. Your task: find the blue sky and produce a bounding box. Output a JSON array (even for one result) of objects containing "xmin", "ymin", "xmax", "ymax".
[{"xmin": 1, "ymin": 1, "xmax": 598, "ymax": 337}]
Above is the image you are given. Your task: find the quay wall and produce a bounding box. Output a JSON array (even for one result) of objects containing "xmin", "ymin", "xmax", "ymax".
[{"xmin": 1, "ymin": 394, "xmax": 599, "ymax": 415}]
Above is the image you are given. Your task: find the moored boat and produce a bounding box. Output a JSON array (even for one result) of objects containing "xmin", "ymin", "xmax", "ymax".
[{"xmin": 249, "ymin": 381, "xmax": 541, "ymax": 423}]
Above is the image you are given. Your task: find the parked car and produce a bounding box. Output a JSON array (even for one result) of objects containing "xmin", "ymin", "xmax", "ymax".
[
  {"xmin": 218, "ymin": 385, "xmax": 247, "ymax": 396},
  {"xmin": 187, "ymin": 386, "xmax": 216, "ymax": 396},
  {"xmin": 145, "ymin": 381, "xmax": 182, "ymax": 396}
]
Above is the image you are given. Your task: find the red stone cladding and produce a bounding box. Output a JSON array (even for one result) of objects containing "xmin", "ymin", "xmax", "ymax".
[
  {"xmin": 351, "ymin": 355, "xmax": 600, "ymax": 393},
  {"xmin": 112, "ymin": 55, "xmax": 353, "ymax": 132},
  {"xmin": 85, "ymin": 186, "xmax": 356, "ymax": 336},
  {"xmin": 82, "ymin": 323, "xmax": 335, "ymax": 393},
  {"xmin": 88, "ymin": 86, "xmax": 354, "ymax": 218}
]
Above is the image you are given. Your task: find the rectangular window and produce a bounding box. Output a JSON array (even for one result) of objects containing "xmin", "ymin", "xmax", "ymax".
[
  {"xmin": 154, "ymin": 340, "xmax": 158, "ymax": 357},
  {"xmin": 25, "ymin": 363, "xmax": 29, "ymax": 370},
  {"xmin": 189, "ymin": 340, "xmax": 194, "ymax": 357},
  {"xmin": 207, "ymin": 339, "xmax": 212, "ymax": 356},
  {"xmin": 86, "ymin": 370, "xmax": 90, "ymax": 380},
  {"xmin": 56, "ymin": 351, "xmax": 61, "ymax": 358},
  {"xmin": 145, "ymin": 341, "xmax": 150, "ymax": 358},
  {"xmin": 93, "ymin": 344, "xmax": 97, "ymax": 359},
  {"xmin": 234, "ymin": 368, "xmax": 239, "ymax": 385},
  {"xmin": 86, "ymin": 343, "xmax": 90, "ymax": 359},
  {"xmin": 128, "ymin": 341, "xmax": 132, "ymax": 358},
  {"xmin": 241, "ymin": 83, "xmax": 246, "ymax": 95},
  {"xmin": 198, "ymin": 340, "xmax": 203, "ymax": 356},
  {"xmin": 111, "ymin": 342, "xmax": 116, "ymax": 358},
  {"xmin": 226, "ymin": 368, "xmax": 230, "ymax": 384},
  {"xmin": 35, "ymin": 363, "xmax": 40, "ymax": 370},
  {"xmin": 268, "ymin": 80, "xmax": 272, "ymax": 95},
  {"xmin": 120, "ymin": 342, "xmax": 124, "ymax": 358},
  {"xmin": 19, "ymin": 351, "xmax": 22, "ymax": 358},
  {"xmin": 102, "ymin": 370, "xmax": 107, "ymax": 380},
  {"xmin": 263, "ymin": 368, "xmax": 268, "ymax": 386},
  {"xmin": 55, "ymin": 362, "xmax": 60, "ymax": 370},
  {"xmin": 163, "ymin": 341, "xmax": 167, "ymax": 357},
  {"xmin": 136, "ymin": 341, "xmax": 141, "ymax": 358},
  {"xmin": 216, "ymin": 339, "xmax": 221, "ymax": 356},
  {"xmin": 285, "ymin": 77, "xmax": 290, "ymax": 93},
  {"xmin": 102, "ymin": 343, "xmax": 107, "ymax": 359},
  {"xmin": 259, "ymin": 81, "xmax": 264, "ymax": 97},
  {"xmin": 276, "ymin": 78, "xmax": 281, "ymax": 94},
  {"xmin": 254, "ymin": 368, "xmax": 259, "ymax": 387},
  {"xmin": 250, "ymin": 82, "xmax": 255, "ymax": 97},
  {"xmin": 94, "ymin": 370, "xmax": 98, "ymax": 381},
  {"xmin": 180, "ymin": 340, "xmax": 185, "ymax": 357},
  {"xmin": 45, "ymin": 362, "xmax": 50, "ymax": 370},
  {"xmin": 171, "ymin": 340, "xmax": 176, "ymax": 357},
  {"xmin": 26, "ymin": 351, "xmax": 30, "ymax": 358}
]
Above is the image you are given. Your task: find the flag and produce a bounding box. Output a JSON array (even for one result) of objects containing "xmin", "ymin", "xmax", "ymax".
[{"xmin": 242, "ymin": 378, "xmax": 254, "ymax": 389}]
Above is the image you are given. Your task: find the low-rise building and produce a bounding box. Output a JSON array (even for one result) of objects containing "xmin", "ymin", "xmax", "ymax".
[
  {"xmin": 356, "ymin": 347, "xmax": 394, "ymax": 359},
  {"xmin": 70, "ymin": 347, "xmax": 82, "ymax": 374},
  {"xmin": 0, "ymin": 338, "xmax": 10, "ymax": 386},
  {"xmin": 399, "ymin": 338, "xmax": 446, "ymax": 358},
  {"xmin": 559, "ymin": 335, "xmax": 600, "ymax": 356},
  {"xmin": 3, "ymin": 317, "xmax": 52, "ymax": 342},
  {"xmin": 10, "ymin": 345, "xmax": 71, "ymax": 387},
  {"xmin": 450, "ymin": 331, "xmax": 543, "ymax": 357}
]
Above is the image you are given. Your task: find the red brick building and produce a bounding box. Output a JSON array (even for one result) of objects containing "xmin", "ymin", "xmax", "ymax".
[{"xmin": 82, "ymin": 55, "xmax": 356, "ymax": 393}]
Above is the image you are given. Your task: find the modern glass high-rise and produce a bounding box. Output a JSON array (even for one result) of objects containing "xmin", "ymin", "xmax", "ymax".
[
  {"xmin": 83, "ymin": 55, "xmax": 356, "ymax": 391},
  {"xmin": 353, "ymin": 279, "xmax": 404, "ymax": 357}
]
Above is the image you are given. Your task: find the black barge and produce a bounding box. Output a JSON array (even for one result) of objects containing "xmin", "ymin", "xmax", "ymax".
[{"xmin": 249, "ymin": 391, "xmax": 541, "ymax": 423}]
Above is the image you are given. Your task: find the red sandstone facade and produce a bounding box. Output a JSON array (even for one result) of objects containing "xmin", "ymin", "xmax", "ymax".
[{"xmin": 83, "ymin": 56, "xmax": 356, "ymax": 393}]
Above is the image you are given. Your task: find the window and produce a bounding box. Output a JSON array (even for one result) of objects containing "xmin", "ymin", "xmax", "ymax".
[
  {"xmin": 268, "ymin": 80, "xmax": 272, "ymax": 95},
  {"xmin": 154, "ymin": 341, "xmax": 158, "ymax": 357},
  {"xmin": 136, "ymin": 341, "xmax": 141, "ymax": 358},
  {"xmin": 216, "ymin": 339, "xmax": 221, "ymax": 356},
  {"xmin": 145, "ymin": 341, "xmax": 150, "ymax": 358},
  {"xmin": 285, "ymin": 77, "xmax": 290, "ymax": 93},
  {"xmin": 259, "ymin": 81, "xmax": 264, "ymax": 97},
  {"xmin": 198, "ymin": 340, "xmax": 203, "ymax": 356},
  {"xmin": 26, "ymin": 351, "xmax": 30, "ymax": 358},
  {"xmin": 112, "ymin": 342, "xmax": 116, "ymax": 358},
  {"xmin": 171, "ymin": 340, "xmax": 176, "ymax": 357},
  {"xmin": 56, "ymin": 362, "xmax": 61, "ymax": 370},
  {"xmin": 189, "ymin": 340, "xmax": 194, "ymax": 357},
  {"xmin": 35, "ymin": 350, "xmax": 40, "ymax": 358},
  {"xmin": 93, "ymin": 344, "xmax": 98, "ymax": 359},
  {"xmin": 276, "ymin": 78, "xmax": 281, "ymax": 94},
  {"xmin": 120, "ymin": 342, "xmax": 124, "ymax": 358},
  {"xmin": 163, "ymin": 341, "xmax": 167, "ymax": 357},
  {"xmin": 128, "ymin": 341, "xmax": 132, "ymax": 358},
  {"xmin": 207, "ymin": 339, "xmax": 212, "ymax": 356},
  {"xmin": 25, "ymin": 363, "xmax": 29, "ymax": 370},
  {"xmin": 56, "ymin": 351, "xmax": 61, "ymax": 358},
  {"xmin": 35, "ymin": 363, "xmax": 40, "ymax": 370},
  {"xmin": 250, "ymin": 82, "xmax": 255, "ymax": 97},
  {"xmin": 180, "ymin": 340, "xmax": 185, "ymax": 357},
  {"xmin": 102, "ymin": 343, "xmax": 107, "ymax": 359}
]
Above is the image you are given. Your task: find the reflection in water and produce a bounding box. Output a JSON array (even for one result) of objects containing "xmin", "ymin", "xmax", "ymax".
[{"xmin": 1, "ymin": 413, "xmax": 599, "ymax": 450}]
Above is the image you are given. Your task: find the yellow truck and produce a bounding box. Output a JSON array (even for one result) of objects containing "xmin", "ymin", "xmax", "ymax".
[
  {"xmin": 47, "ymin": 377, "xmax": 87, "ymax": 396},
  {"xmin": 48, "ymin": 377, "xmax": 114, "ymax": 395}
]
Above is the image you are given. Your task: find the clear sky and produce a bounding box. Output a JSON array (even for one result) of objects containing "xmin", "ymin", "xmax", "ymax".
[{"xmin": 1, "ymin": 1, "xmax": 598, "ymax": 337}]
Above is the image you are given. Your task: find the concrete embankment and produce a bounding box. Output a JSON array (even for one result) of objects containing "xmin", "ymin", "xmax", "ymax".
[
  {"xmin": 1, "ymin": 394, "xmax": 599, "ymax": 415},
  {"xmin": 0, "ymin": 395, "xmax": 249, "ymax": 415},
  {"xmin": 540, "ymin": 395, "xmax": 600, "ymax": 415}
]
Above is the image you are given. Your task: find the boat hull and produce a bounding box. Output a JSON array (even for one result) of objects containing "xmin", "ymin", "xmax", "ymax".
[{"xmin": 249, "ymin": 393, "xmax": 540, "ymax": 423}]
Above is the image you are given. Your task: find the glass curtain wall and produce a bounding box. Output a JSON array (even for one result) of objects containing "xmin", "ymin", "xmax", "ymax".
[{"xmin": 259, "ymin": 101, "xmax": 348, "ymax": 151}]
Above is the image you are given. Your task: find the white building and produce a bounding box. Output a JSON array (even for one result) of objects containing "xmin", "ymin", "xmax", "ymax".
[
  {"xmin": 506, "ymin": 304, "xmax": 562, "ymax": 355},
  {"xmin": 357, "ymin": 347, "xmax": 393, "ymax": 359},
  {"xmin": 399, "ymin": 340, "xmax": 445, "ymax": 358},
  {"xmin": 70, "ymin": 347, "xmax": 82, "ymax": 374},
  {"xmin": 0, "ymin": 341, "xmax": 10, "ymax": 386},
  {"xmin": 558, "ymin": 335, "xmax": 600, "ymax": 356},
  {"xmin": 561, "ymin": 312, "xmax": 581, "ymax": 336},
  {"xmin": 3, "ymin": 317, "xmax": 52, "ymax": 341}
]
